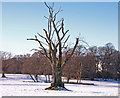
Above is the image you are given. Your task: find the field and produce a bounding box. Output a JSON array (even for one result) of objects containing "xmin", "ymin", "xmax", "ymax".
[{"xmin": 0, "ymin": 74, "xmax": 119, "ymax": 96}]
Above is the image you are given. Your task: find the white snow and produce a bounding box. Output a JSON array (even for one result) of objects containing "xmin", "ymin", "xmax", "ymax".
[{"xmin": 0, "ymin": 74, "xmax": 119, "ymax": 96}]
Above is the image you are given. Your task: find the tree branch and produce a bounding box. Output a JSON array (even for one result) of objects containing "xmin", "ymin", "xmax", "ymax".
[
  {"xmin": 56, "ymin": 19, "xmax": 62, "ymax": 26},
  {"xmin": 61, "ymin": 38, "xmax": 79, "ymax": 70},
  {"xmin": 56, "ymin": 29, "xmax": 69, "ymax": 47},
  {"xmin": 37, "ymin": 33, "xmax": 49, "ymax": 45},
  {"xmin": 53, "ymin": 8, "xmax": 63, "ymax": 21},
  {"xmin": 43, "ymin": 29, "xmax": 56, "ymax": 49},
  {"xmin": 44, "ymin": 2, "xmax": 50, "ymax": 9},
  {"xmin": 62, "ymin": 35, "xmax": 70, "ymax": 49},
  {"xmin": 27, "ymin": 37, "xmax": 49, "ymax": 59},
  {"xmin": 44, "ymin": 16, "xmax": 49, "ymax": 20},
  {"xmin": 61, "ymin": 18, "xmax": 64, "ymax": 34}
]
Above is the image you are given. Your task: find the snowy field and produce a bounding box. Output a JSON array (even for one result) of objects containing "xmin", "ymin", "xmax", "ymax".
[{"xmin": 0, "ymin": 74, "xmax": 119, "ymax": 96}]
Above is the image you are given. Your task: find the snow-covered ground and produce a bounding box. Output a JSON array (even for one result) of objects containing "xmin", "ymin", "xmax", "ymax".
[{"xmin": 0, "ymin": 74, "xmax": 119, "ymax": 96}]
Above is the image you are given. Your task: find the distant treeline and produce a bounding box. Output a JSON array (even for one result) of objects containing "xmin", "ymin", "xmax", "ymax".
[{"xmin": 1, "ymin": 43, "xmax": 120, "ymax": 81}]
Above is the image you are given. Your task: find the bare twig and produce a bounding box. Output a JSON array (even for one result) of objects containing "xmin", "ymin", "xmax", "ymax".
[
  {"xmin": 44, "ymin": 16, "xmax": 49, "ymax": 20},
  {"xmin": 79, "ymin": 40, "xmax": 90, "ymax": 47},
  {"xmin": 62, "ymin": 35, "xmax": 70, "ymax": 49},
  {"xmin": 56, "ymin": 19, "xmax": 62, "ymax": 26},
  {"xmin": 53, "ymin": 7, "xmax": 63, "ymax": 21}
]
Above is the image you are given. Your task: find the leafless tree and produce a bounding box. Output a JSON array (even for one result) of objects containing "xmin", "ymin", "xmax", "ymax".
[
  {"xmin": 97, "ymin": 43, "xmax": 119, "ymax": 80},
  {"xmin": 22, "ymin": 57, "xmax": 41, "ymax": 82},
  {"xmin": 0, "ymin": 51, "xmax": 12, "ymax": 77},
  {"xmin": 27, "ymin": 2, "xmax": 79, "ymax": 89}
]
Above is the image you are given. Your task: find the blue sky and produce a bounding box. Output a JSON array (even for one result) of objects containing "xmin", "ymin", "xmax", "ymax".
[{"xmin": 1, "ymin": 2, "xmax": 118, "ymax": 55}]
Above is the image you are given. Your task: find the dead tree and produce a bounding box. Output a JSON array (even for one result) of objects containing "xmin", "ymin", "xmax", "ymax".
[{"xmin": 27, "ymin": 2, "xmax": 79, "ymax": 89}]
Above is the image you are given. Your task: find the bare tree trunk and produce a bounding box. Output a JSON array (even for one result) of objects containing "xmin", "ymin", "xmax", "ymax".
[
  {"xmin": 76, "ymin": 74, "xmax": 78, "ymax": 84},
  {"xmin": 29, "ymin": 74, "xmax": 36, "ymax": 82},
  {"xmin": 77, "ymin": 79, "xmax": 78, "ymax": 84},
  {"xmin": 67, "ymin": 73, "xmax": 70, "ymax": 83},
  {"xmin": 48, "ymin": 74, "xmax": 50, "ymax": 83},
  {"xmin": 51, "ymin": 65, "xmax": 64, "ymax": 87},
  {"xmin": 34, "ymin": 74, "xmax": 39, "ymax": 82},
  {"xmin": 45, "ymin": 75, "xmax": 47, "ymax": 82},
  {"xmin": 78, "ymin": 76, "xmax": 81, "ymax": 83},
  {"xmin": 2, "ymin": 72, "xmax": 6, "ymax": 78}
]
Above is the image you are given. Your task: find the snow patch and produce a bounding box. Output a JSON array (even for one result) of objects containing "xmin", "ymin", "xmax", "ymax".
[{"xmin": 0, "ymin": 74, "xmax": 119, "ymax": 96}]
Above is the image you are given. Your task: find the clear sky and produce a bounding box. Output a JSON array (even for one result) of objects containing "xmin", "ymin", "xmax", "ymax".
[{"xmin": 1, "ymin": 2, "xmax": 118, "ymax": 55}]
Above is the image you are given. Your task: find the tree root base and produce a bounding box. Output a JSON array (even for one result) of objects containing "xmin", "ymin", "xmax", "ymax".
[
  {"xmin": 45, "ymin": 86, "xmax": 68, "ymax": 91},
  {"xmin": 1, "ymin": 73, "xmax": 6, "ymax": 78},
  {"xmin": 1, "ymin": 76, "xmax": 6, "ymax": 78}
]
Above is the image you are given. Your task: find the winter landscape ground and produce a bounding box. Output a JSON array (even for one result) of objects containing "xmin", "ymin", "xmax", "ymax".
[{"xmin": 0, "ymin": 74, "xmax": 119, "ymax": 96}]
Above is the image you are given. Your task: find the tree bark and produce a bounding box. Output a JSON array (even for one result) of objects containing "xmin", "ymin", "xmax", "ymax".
[{"xmin": 51, "ymin": 64, "xmax": 64, "ymax": 87}]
